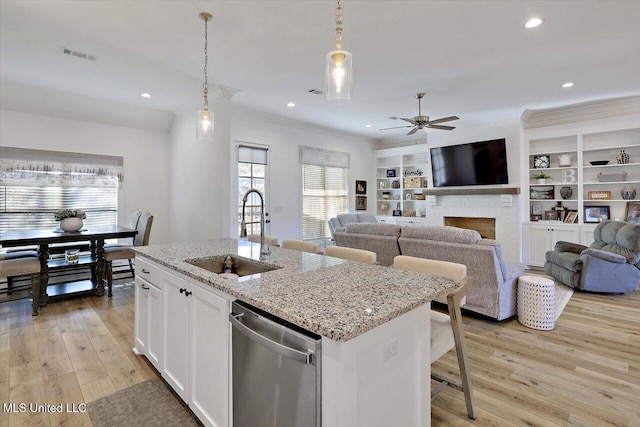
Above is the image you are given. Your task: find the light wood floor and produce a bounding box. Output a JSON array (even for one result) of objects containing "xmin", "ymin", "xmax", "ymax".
[{"xmin": 1, "ymin": 283, "xmax": 638, "ymax": 426}]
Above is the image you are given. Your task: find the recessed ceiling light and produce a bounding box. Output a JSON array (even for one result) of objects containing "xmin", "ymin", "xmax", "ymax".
[
  {"xmin": 561, "ymin": 82, "xmax": 574, "ymax": 88},
  {"xmin": 525, "ymin": 17, "xmax": 542, "ymax": 29},
  {"xmin": 287, "ymin": 102, "xmax": 295, "ymax": 107},
  {"xmin": 365, "ymin": 124, "xmax": 372, "ymax": 128},
  {"xmin": 141, "ymin": 93, "xmax": 151, "ymax": 98}
]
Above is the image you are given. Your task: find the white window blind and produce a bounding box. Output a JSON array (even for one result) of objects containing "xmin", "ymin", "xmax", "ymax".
[
  {"xmin": 0, "ymin": 147, "xmax": 121, "ymax": 232},
  {"xmin": 300, "ymin": 146, "xmax": 350, "ymax": 241}
]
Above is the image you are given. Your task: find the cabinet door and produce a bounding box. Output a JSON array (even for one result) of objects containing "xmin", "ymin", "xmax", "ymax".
[
  {"xmin": 551, "ymin": 227, "xmax": 580, "ymax": 249},
  {"xmin": 189, "ymin": 283, "xmax": 230, "ymax": 427},
  {"xmin": 581, "ymin": 227, "xmax": 596, "ymax": 246},
  {"xmin": 163, "ymin": 272, "xmax": 190, "ymax": 401},
  {"xmin": 147, "ymin": 281, "xmax": 163, "ymax": 371},
  {"xmin": 134, "ymin": 280, "xmax": 149, "ymax": 355},
  {"xmin": 524, "ymin": 226, "xmax": 551, "ymax": 267}
]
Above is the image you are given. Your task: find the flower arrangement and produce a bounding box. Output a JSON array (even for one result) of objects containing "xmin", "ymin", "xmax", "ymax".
[
  {"xmin": 530, "ymin": 172, "xmax": 553, "ymax": 180},
  {"xmin": 54, "ymin": 209, "xmax": 86, "ymax": 221}
]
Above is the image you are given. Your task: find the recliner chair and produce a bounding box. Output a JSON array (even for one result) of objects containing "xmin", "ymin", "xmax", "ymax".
[{"xmin": 544, "ymin": 220, "xmax": 640, "ymax": 293}]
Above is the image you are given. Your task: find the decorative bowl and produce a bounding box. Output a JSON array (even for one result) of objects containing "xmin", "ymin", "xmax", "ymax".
[{"xmin": 590, "ymin": 160, "xmax": 609, "ymax": 166}]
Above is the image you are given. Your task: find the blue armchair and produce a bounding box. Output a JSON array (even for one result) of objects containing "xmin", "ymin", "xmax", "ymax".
[{"xmin": 544, "ymin": 220, "xmax": 640, "ymax": 293}]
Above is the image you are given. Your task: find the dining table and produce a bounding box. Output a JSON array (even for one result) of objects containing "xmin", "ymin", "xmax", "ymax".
[{"xmin": 0, "ymin": 225, "xmax": 137, "ymax": 311}]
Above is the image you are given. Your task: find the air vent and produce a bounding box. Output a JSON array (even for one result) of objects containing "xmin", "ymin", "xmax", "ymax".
[
  {"xmin": 307, "ymin": 89, "xmax": 324, "ymax": 95},
  {"xmin": 61, "ymin": 48, "xmax": 97, "ymax": 61}
]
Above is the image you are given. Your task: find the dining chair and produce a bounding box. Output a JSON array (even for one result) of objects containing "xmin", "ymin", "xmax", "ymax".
[
  {"xmin": 393, "ymin": 255, "xmax": 477, "ymax": 419},
  {"xmin": 281, "ymin": 239, "xmax": 321, "ymax": 254},
  {"xmin": 326, "ymin": 246, "xmax": 377, "ymax": 264},
  {"xmin": 0, "ymin": 256, "xmax": 45, "ymax": 316},
  {"xmin": 247, "ymin": 234, "xmax": 280, "ymax": 247},
  {"xmin": 103, "ymin": 212, "xmax": 154, "ymax": 297}
]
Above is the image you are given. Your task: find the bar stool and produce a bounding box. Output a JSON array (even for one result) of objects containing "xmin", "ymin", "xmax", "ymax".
[
  {"xmin": 0, "ymin": 257, "xmax": 44, "ymax": 316},
  {"xmin": 281, "ymin": 239, "xmax": 321, "ymax": 254},
  {"xmin": 247, "ymin": 234, "xmax": 280, "ymax": 247},
  {"xmin": 325, "ymin": 246, "xmax": 377, "ymax": 264}
]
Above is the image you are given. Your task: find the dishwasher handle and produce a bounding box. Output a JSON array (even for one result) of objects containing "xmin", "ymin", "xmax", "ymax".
[{"xmin": 230, "ymin": 312, "xmax": 314, "ymax": 365}]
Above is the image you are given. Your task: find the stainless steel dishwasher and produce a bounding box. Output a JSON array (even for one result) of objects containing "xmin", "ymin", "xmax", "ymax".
[{"xmin": 230, "ymin": 301, "xmax": 322, "ymax": 427}]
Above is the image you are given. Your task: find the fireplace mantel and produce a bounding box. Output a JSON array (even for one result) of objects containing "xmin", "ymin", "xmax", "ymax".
[{"xmin": 423, "ymin": 187, "xmax": 520, "ymax": 196}]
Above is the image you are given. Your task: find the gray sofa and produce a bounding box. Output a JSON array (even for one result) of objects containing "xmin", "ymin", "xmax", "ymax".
[
  {"xmin": 328, "ymin": 212, "xmax": 377, "ymax": 239},
  {"xmin": 544, "ymin": 220, "xmax": 640, "ymax": 293},
  {"xmin": 334, "ymin": 223, "xmax": 524, "ymax": 320}
]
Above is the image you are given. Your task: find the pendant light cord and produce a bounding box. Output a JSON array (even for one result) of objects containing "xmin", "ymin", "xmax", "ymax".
[
  {"xmin": 335, "ymin": 0, "xmax": 343, "ymax": 50},
  {"xmin": 202, "ymin": 15, "xmax": 209, "ymax": 110}
]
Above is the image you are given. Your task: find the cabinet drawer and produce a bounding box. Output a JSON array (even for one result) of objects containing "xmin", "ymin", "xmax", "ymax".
[{"xmin": 136, "ymin": 256, "xmax": 163, "ymax": 285}]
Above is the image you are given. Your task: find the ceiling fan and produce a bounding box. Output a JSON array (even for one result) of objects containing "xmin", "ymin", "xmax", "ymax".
[{"xmin": 380, "ymin": 93, "xmax": 459, "ymax": 135}]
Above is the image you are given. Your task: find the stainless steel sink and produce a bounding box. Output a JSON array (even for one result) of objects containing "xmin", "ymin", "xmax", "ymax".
[{"xmin": 187, "ymin": 255, "xmax": 281, "ymax": 277}]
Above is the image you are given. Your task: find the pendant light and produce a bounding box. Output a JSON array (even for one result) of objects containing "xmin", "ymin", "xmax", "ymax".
[
  {"xmin": 197, "ymin": 12, "xmax": 213, "ymax": 140},
  {"xmin": 326, "ymin": 0, "xmax": 352, "ymax": 104}
]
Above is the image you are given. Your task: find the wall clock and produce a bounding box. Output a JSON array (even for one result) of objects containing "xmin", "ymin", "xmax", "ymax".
[{"xmin": 534, "ymin": 155, "xmax": 550, "ymax": 169}]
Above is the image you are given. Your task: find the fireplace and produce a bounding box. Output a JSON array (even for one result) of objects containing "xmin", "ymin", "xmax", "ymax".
[{"xmin": 445, "ymin": 217, "xmax": 496, "ymax": 239}]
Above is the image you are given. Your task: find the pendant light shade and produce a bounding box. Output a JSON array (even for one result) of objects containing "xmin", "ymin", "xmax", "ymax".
[
  {"xmin": 197, "ymin": 12, "xmax": 214, "ymax": 140},
  {"xmin": 326, "ymin": 0, "xmax": 352, "ymax": 104},
  {"xmin": 326, "ymin": 49, "xmax": 353, "ymax": 104}
]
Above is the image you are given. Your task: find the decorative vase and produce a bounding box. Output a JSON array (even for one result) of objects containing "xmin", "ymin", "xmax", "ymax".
[
  {"xmin": 60, "ymin": 217, "xmax": 83, "ymax": 232},
  {"xmin": 560, "ymin": 186, "xmax": 573, "ymax": 199},
  {"xmin": 621, "ymin": 186, "xmax": 637, "ymax": 200},
  {"xmin": 537, "ymin": 178, "xmax": 546, "ymax": 184},
  {"xmin": 558, "ymin": 154, "xmax": 572, "ymax": 167}
]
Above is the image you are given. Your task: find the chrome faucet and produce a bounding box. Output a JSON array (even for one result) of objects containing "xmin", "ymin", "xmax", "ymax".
[{"xmin": 240, "ymin": 188, "xmax": 270, "ymax": 259}]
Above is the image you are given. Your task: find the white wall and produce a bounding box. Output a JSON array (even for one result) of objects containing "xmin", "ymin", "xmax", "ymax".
[
  {"xmin": 231, "ymin": 107, "xmax": 377, "ymax": 241},
  {"xmin": 0, "ymin": 109, "xmax": 171, "ymax": 243}
]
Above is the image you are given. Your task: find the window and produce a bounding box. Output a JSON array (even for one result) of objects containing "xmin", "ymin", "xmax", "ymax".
[
  {"xmin": 237, "ymin": 145, "xmax": 269, "ymax": 237},
  {"xmin": 0, "ymin": 147, "xmax": 122, "ymax": 233},
  {"xmin": 299, "ymin": 146, "xmax": 350, "ymax": 241}
]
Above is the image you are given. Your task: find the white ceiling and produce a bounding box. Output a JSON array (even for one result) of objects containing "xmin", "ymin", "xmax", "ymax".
[{"xmin": 1, "ymin": 0, "xmax": 639, "ymax": 138}]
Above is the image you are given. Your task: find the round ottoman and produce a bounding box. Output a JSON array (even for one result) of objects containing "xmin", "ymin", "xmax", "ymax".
[{"xmin": 517, "ymin": 275, "xmax": 556, "ymax": 330}]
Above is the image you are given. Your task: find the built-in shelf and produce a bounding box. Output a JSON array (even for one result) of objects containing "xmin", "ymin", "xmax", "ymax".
[{"xmin": 423, "ymin": 187, "xmax": 520, "ymax": 196}]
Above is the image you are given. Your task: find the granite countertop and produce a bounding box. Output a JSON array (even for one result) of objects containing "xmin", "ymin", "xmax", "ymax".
[{"xmin": 134, "ymin": 239, "xmax": 458, "ymax": 342}]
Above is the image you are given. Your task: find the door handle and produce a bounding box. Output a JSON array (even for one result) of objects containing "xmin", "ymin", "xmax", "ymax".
[
  {"xmin": 184, "ymin": 291, "xmax": 192, "ymax": 297},
  {"xmin": 141, "ymin": 284, "xmax": 149, "ymax": 290},
  {"xmin": 141, "ymin": 269, "xmax": 150, "ymax": 274},
  {"xmin": 229, "ymin": 312, "xmax": 314, "ymax": 365},
  {"xmin": 179, "ymin": 288, "xmax": 186, "ymax": 294}
]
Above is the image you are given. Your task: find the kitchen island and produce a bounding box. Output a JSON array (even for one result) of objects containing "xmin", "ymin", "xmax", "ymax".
[{"xmin": 133, "ymin": 239, "xmax": 458, "ymax": 427}]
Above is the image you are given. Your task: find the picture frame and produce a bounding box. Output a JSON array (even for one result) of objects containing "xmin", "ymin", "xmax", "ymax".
[
  {"xmin": 392, "ymin": 210, "xmax": 402, "ymax": 217},
  {"xmin": 379, "ymin": 181, "xmax": 387, "ymax": 189},
  {"xmin": 356, "ymin": 196, "xmax": 367, "ymax": 211},
  {"xmin": 386, "ymin": 169, "xmax": 396, "ymax": 178},
  {"xmin": 530, "ymin": 186, "xmax": 554, "ymax": 200},
  {"xmin": 584, "ymin": 205, "xmax": 610, "ymax": 223},
  {"xmin": 405, "ymin": 193, "xmax": 412, "ymax": 201},
  {"xmin": 564, "ymin": 211, "xmax": 578, "ymax": 224},
  {"xmin": 356, "ymin": 180, "xmax": 367, "ymax": 195},
  {"xmin": 530, "ymin": 214, "xmax": 542, "ymax": 221},
  {"xmin": 544, "ymin": 210, "xmax": 558, "ymax": 221},
  {"xmin": 625, "ymin": 201, "xmax": 640, "ymax": 224},
  {"xmin": 532, "ymin": 205, "xmax": 542, "ymax": 215}
]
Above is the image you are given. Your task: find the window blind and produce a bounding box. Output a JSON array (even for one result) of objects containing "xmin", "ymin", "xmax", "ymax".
[{"xmin": 302, "ymin": 165, "xmax": 348, "ymax": 240}]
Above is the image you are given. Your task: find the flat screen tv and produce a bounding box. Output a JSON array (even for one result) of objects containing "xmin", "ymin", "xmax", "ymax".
[{"xmin": 430, "ymin": 138, "xmax": 508, "ymax": 187}]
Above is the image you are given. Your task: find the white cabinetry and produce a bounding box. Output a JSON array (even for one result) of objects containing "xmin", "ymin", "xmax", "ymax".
[
  {"xmin": 376, "ymin": 145, "xmax": 429, "ymax": 219},
  {"xmin": 135, "ymin": 256, "xmax": 231, "ymax": 427},
  {"xmin": 134, "ymin": 258, "xmax": 163, "ymax": 371},
  {"xmin": 523, "ymin": 223, "xmax": 580, "ymax": 267}
]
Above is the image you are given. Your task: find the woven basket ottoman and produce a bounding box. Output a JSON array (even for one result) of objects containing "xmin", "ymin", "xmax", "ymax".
[{"xmin": 517, "ymin": 275, "xmax": 555, "ymax": 330}]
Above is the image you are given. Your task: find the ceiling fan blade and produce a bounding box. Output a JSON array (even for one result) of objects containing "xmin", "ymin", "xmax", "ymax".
[
  {"xmin": 407, "ymin": 127, "xmax": 420, "ymax": 135},
  {"xmin": 380, "ymin": 125, "xmax": 413, "ymax": 130},
  {"xmin": 427, "ymin": 115, "xmax": 459, "ymax": 125},
  {"xmin": 399, "ymin": 117, "xmax": 418, "ymax": 125},
  {"xmin": 427, "ymin": 124, "xmax": 456, "ymax": 131}
]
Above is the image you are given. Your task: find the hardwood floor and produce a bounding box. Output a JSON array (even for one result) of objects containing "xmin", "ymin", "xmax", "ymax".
[{"xmin": 1, "ymin": 282, "xmax": 638, "ymax": 426}]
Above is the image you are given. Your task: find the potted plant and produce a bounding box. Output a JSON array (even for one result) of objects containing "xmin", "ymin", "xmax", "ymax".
[
  {"xmin": 531, "ymin": 172, "xmax": 553, "ymax": 185},
  {"xmin": 54, "ymin": 209, "xmax": 86, "ymax": 232}
]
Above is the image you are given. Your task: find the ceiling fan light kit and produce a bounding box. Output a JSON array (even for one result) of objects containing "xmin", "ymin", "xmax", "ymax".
[
  {"xmin": 380, "ymin": 93, "xmax": 459, "ymax": 135},
  {"xmin": 197, "ymin": 11, "xmax": 214, "ymax": 141},
  {"xmin": 326, "ymin": 0, "xmax": 353, "ymax": 104}
]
